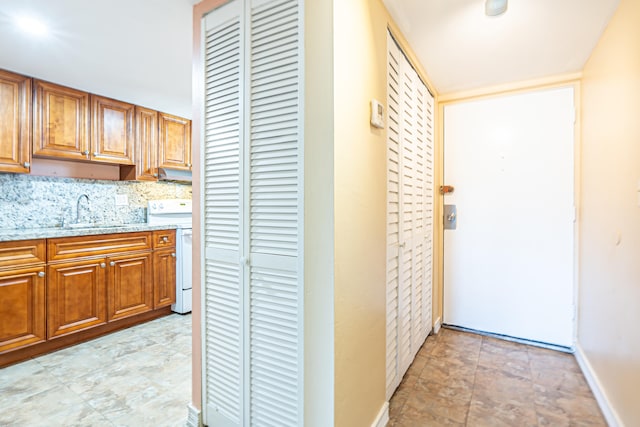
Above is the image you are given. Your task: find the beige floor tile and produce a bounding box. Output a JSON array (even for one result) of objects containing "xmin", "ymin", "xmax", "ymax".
[
  {"xmin": 534, "ymin": 387, "xmax": 607, "ymax": 426},
  {"xmin": 467, "ymin": 394, "xmax": 538, "ymax": 427},
  {"xmin": 389, "ymin": 327, "xmax": 604, "ymax": 427},
  {"xmin": 402, "ymin": 392, "xmax": 470, "ymax": 424},
  {"xmin": 0, "ymin": 313, "xmax": 191, "ymax": 427}
]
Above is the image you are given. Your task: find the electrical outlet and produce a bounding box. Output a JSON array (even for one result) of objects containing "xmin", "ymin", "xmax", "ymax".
[{"xmin": 115, "ymin": 194, "xmax": 128, "ymax": 207}]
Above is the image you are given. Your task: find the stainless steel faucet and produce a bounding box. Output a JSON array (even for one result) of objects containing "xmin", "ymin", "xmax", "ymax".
[{"xmin": 76, "ymin": 194, "xmax": 90, "ymax": 224}]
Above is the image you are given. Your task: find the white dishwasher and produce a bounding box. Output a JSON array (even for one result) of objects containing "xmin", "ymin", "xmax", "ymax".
[{"xmin": 148, "ymin": 199, "xmax": 192, "ymax": 314}]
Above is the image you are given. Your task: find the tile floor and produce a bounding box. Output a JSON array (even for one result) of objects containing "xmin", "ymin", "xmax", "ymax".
[
  {"xmin": 389, "ymin": 327, "xmax": 607, "ymax": 426},
  {"xmin": 0, "ymin": 313, "xmax": 191, "ymax": 427}
]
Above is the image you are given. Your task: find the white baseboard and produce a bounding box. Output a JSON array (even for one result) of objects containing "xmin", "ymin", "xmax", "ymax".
[
  {"xmin": 371, "ymin": 402, "xmax": 389, "ymax": 427},
  {"xmin": 574, "ymin": 343, "xmax": 622, "ymax": 427},
  {"xmin": 186, "ymin": 403, "xmax": 201, "ymax": 427},
  {"xmin": 433, "ymin": 317, "xmax": 442, "ymax": 334}
]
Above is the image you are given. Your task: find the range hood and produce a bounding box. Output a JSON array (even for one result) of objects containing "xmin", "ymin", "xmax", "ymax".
[{"xmin": 157, "ymin": 167, "xmax": 192, "ymax": 184}]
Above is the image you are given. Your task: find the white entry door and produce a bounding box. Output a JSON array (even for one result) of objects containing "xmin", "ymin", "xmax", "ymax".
[{"xmin": 443, "ymin": 87, "xmax": 575, "ymax": 347}]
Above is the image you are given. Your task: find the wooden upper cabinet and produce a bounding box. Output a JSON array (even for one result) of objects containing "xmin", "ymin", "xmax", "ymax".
[
  {"xmin": 158, "ymin": 112, "xmax": 191, "ymax": 170},
  {"xmin": 134, "ymin": 106, "xmax": 158, "ymax": 180},
  {"xmin": 33, "ymin": 80, "xmax": 90, "ymax": 161},
  {"xmin": 91, "ymin": 95, "xmax": 135, "ymax": 165},
  {"xmin": 0, "ymin": 70, "xmax": 31, "ymax": 174}
]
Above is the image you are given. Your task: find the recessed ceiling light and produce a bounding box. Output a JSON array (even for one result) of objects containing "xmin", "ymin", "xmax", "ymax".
[
  {"xmin": 485, "ymin": 0, "xmax": 508, "ymax": 17},
  {"xmin": 15, "ymin": 16, "xmax": 48, "ymax": 36}
]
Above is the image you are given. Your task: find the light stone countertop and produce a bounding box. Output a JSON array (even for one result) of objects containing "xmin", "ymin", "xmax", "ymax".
[{"xmin": 0, "ymin": 224, "xmax": 179, "ymax": 242}]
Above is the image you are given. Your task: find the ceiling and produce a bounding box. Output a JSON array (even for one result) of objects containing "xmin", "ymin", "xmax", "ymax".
[
  {"xmin": 383, "ymin": 0, "xmax": 620, "ymax": 94},
  {"xmin": 0, "ymin": 0, "xmax": 621, "ymax": 112},
  {"xmin": 0, "ymin": 0, "xmax": 194, "ymax": 117}
]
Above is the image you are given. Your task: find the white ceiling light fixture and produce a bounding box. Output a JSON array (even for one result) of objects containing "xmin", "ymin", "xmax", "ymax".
[
  {"xmin": 15, "ymin": 16, "xmax": 49, "ymax": 36},
  {"xmin": 485, "ymin": 0, "xmax": 508, "ymax": 17}
]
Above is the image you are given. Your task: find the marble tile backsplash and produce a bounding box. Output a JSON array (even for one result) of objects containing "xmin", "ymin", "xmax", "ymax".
[{"xmin": 0, "ymin": 174, "xmax": 192, "ymax": 229}]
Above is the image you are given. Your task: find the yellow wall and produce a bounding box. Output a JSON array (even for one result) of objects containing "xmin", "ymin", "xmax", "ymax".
[
  {"xmin": 333, "ymin": 0, "xmax": 387, "ymax": 423},
  {"xmin": 579, "ymin": 0, "xmax": 640, "ymax": 424},
  {"xmin": 332, "ymin": 0, "xmax": 437, "ymax": 425}
]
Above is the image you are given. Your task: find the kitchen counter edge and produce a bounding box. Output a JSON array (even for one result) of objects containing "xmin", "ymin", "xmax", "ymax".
[{"xmin": 0, "ymin": 224, "xmax": 180, "ymax": 242}]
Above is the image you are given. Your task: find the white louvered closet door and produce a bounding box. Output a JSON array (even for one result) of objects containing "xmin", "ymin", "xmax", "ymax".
[
  {"xmin": 202, "ymin": 0, "xmax": 303, "ymax": 426},
  {"xmin": 385, "ymin": 32, "xmax": 402, "ymax": 400},
  {"xmin": 386, "ymin": 32, "xmax": 434, "ymax": 400},
  {"xmin": 398, "ymin": 56, "xmax": 416, "ymax": 377},
  {"xmin": 419, "ymin": 84, "xmax": 434, "ymax": 344},
  {"xmin": 203, "ymin": 3, "xmax": 244, "ymax": 425},
  {"xmin": 248, "ymin": 0, "xmax": 302, "ymax": 425}
]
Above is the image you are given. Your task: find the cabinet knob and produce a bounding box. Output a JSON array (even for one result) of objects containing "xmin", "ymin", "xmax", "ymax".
[
  {"xmin": 38, "ymin": 271, "xmax": 45, "ymax": 278},
  {"xmin": 93, "ymin": 152, "xmax": 98, "ymax": 157},
  {"xmin": 153, "ymin": 173, "xmax": 158, "ymax": 178},
  {"xmin": 23, "ymin": 162, "xmax": 31, "ymax": 168},
  {"xmin": 110, "ymin": 261, "xmax": 116, "ymax": 267},
  {"xmin": 83, "ymin": 150, "xmax": 89, "ymax": 156},
  {"xmin": 171, "ymin": 252, "xmax": 176, "ymax": 258},
  {"xmin": 187, "ymin": 163, "xmax": 192, "ymax": 168},
  {"xmin": 162, "ymin": 236, "xmax": 169, "ymax": 242},
  {"xmin": 100, "ymin": 262, "xmax": 106, "ymax": 268}
]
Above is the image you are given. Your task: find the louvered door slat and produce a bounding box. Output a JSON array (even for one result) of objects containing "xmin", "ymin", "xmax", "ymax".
[
  {"xmin": 203, "ymin": 3, "xmax": 244, "ymax": 426},
  {"xmin": 386, "ymin": 33, "xmax": 402, "ymax": 400},
  {"xmin": 248, "ymin": 0, "xmax": 302, "ymax": 426}
]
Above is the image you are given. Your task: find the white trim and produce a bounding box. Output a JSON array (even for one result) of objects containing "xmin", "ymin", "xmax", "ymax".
[
  {"xmin": 433, "ymin": 317, "xmax": 441, "ymax": 334},
  {"xmin": 186, "ymin": 403, "xmax": 202, "ymax": 427},
  {"xmin": 371, "ymin": 402, "xmax": 390, "ymax": 427},
  {"xmin": 574, "ymin": 343, "xmax": 622, "ymax": 427}
]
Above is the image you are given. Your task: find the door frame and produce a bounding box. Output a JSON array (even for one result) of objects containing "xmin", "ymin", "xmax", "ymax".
[{"xmin": 435, "ymin": 76, "xmax": 582, "ymax": 346}]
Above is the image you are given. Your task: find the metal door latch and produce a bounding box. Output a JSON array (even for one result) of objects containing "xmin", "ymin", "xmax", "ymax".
[{"xmin": 444, "ymin": 204, "xmax": 457, "ymax": 230}]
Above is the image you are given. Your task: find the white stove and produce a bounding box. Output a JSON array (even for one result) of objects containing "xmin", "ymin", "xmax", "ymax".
[{"xmin": 148, "ymin": 199, "xmax": 192, "ymax": 314}]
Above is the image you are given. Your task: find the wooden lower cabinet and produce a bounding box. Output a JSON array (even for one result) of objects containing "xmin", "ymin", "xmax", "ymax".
[
  {"xmin": 0, "ymin": 230, "xmax": 177, "ymax": 366},
  {"xmin": 107, "ymin": 252, "xmax": 153, "ymax": 321},
  {"xmin": 47, "ymin": 258, "xmax": 107, "ymax": 339},
  {"xmin": 0, "ymin": 267, "xmax": 46, "ymax": 353},
  {"xmin": 153, "ymin": 248, "xmax": 176, "ymax": 309}
]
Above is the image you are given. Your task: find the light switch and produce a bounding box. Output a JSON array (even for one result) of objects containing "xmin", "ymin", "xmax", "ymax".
[
  {"xmin": 370, "ymin": 99, "xmax": 385, "ymax": 129},
  {"xmin": 115, "ymin": 194, "xmax": 128, "ymax": 206}
]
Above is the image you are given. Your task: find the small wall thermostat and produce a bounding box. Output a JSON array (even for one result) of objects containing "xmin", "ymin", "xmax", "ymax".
[{"xmin": 370, "ymin": 99, "xmax": 385, "ymax": 129}]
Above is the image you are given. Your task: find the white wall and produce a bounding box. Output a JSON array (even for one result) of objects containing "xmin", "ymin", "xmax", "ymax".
[{"xmin": 579, "ymin": 0, "xmax": 640, "ymax": 424}]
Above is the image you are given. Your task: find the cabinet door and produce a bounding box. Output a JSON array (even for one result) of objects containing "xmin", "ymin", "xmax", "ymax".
[
  {"xmin": 107, "ymin": 252, "xmax": 152, "ymax": 321},
  {"xmin": 0, "ymin": 267, "xmax": 46, "ymax": 353},
  {"xmin": 158, "ymin": 112, "xmax": 191, "ymax": 170},
  {"xmin": 91, "ymin": 95, "xmax": 135, "ymax": 164},
  {"xmin": 33, "ymin": 80, "xmax": 90, "ymax": 161},
  {"xmin": 47, "ymin": 259, "xmax": 107, "ymax": 339},
  {"xmin": 0, "ymin": 70, "xmax": 31, "ymax": 173},
  {"xmin": 153, "ymin": 248, "xmax": 176, "ymax": 308},
  {"xmin": 134, "ymin": 106, "xmax": 158, "ymax": 180}
]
